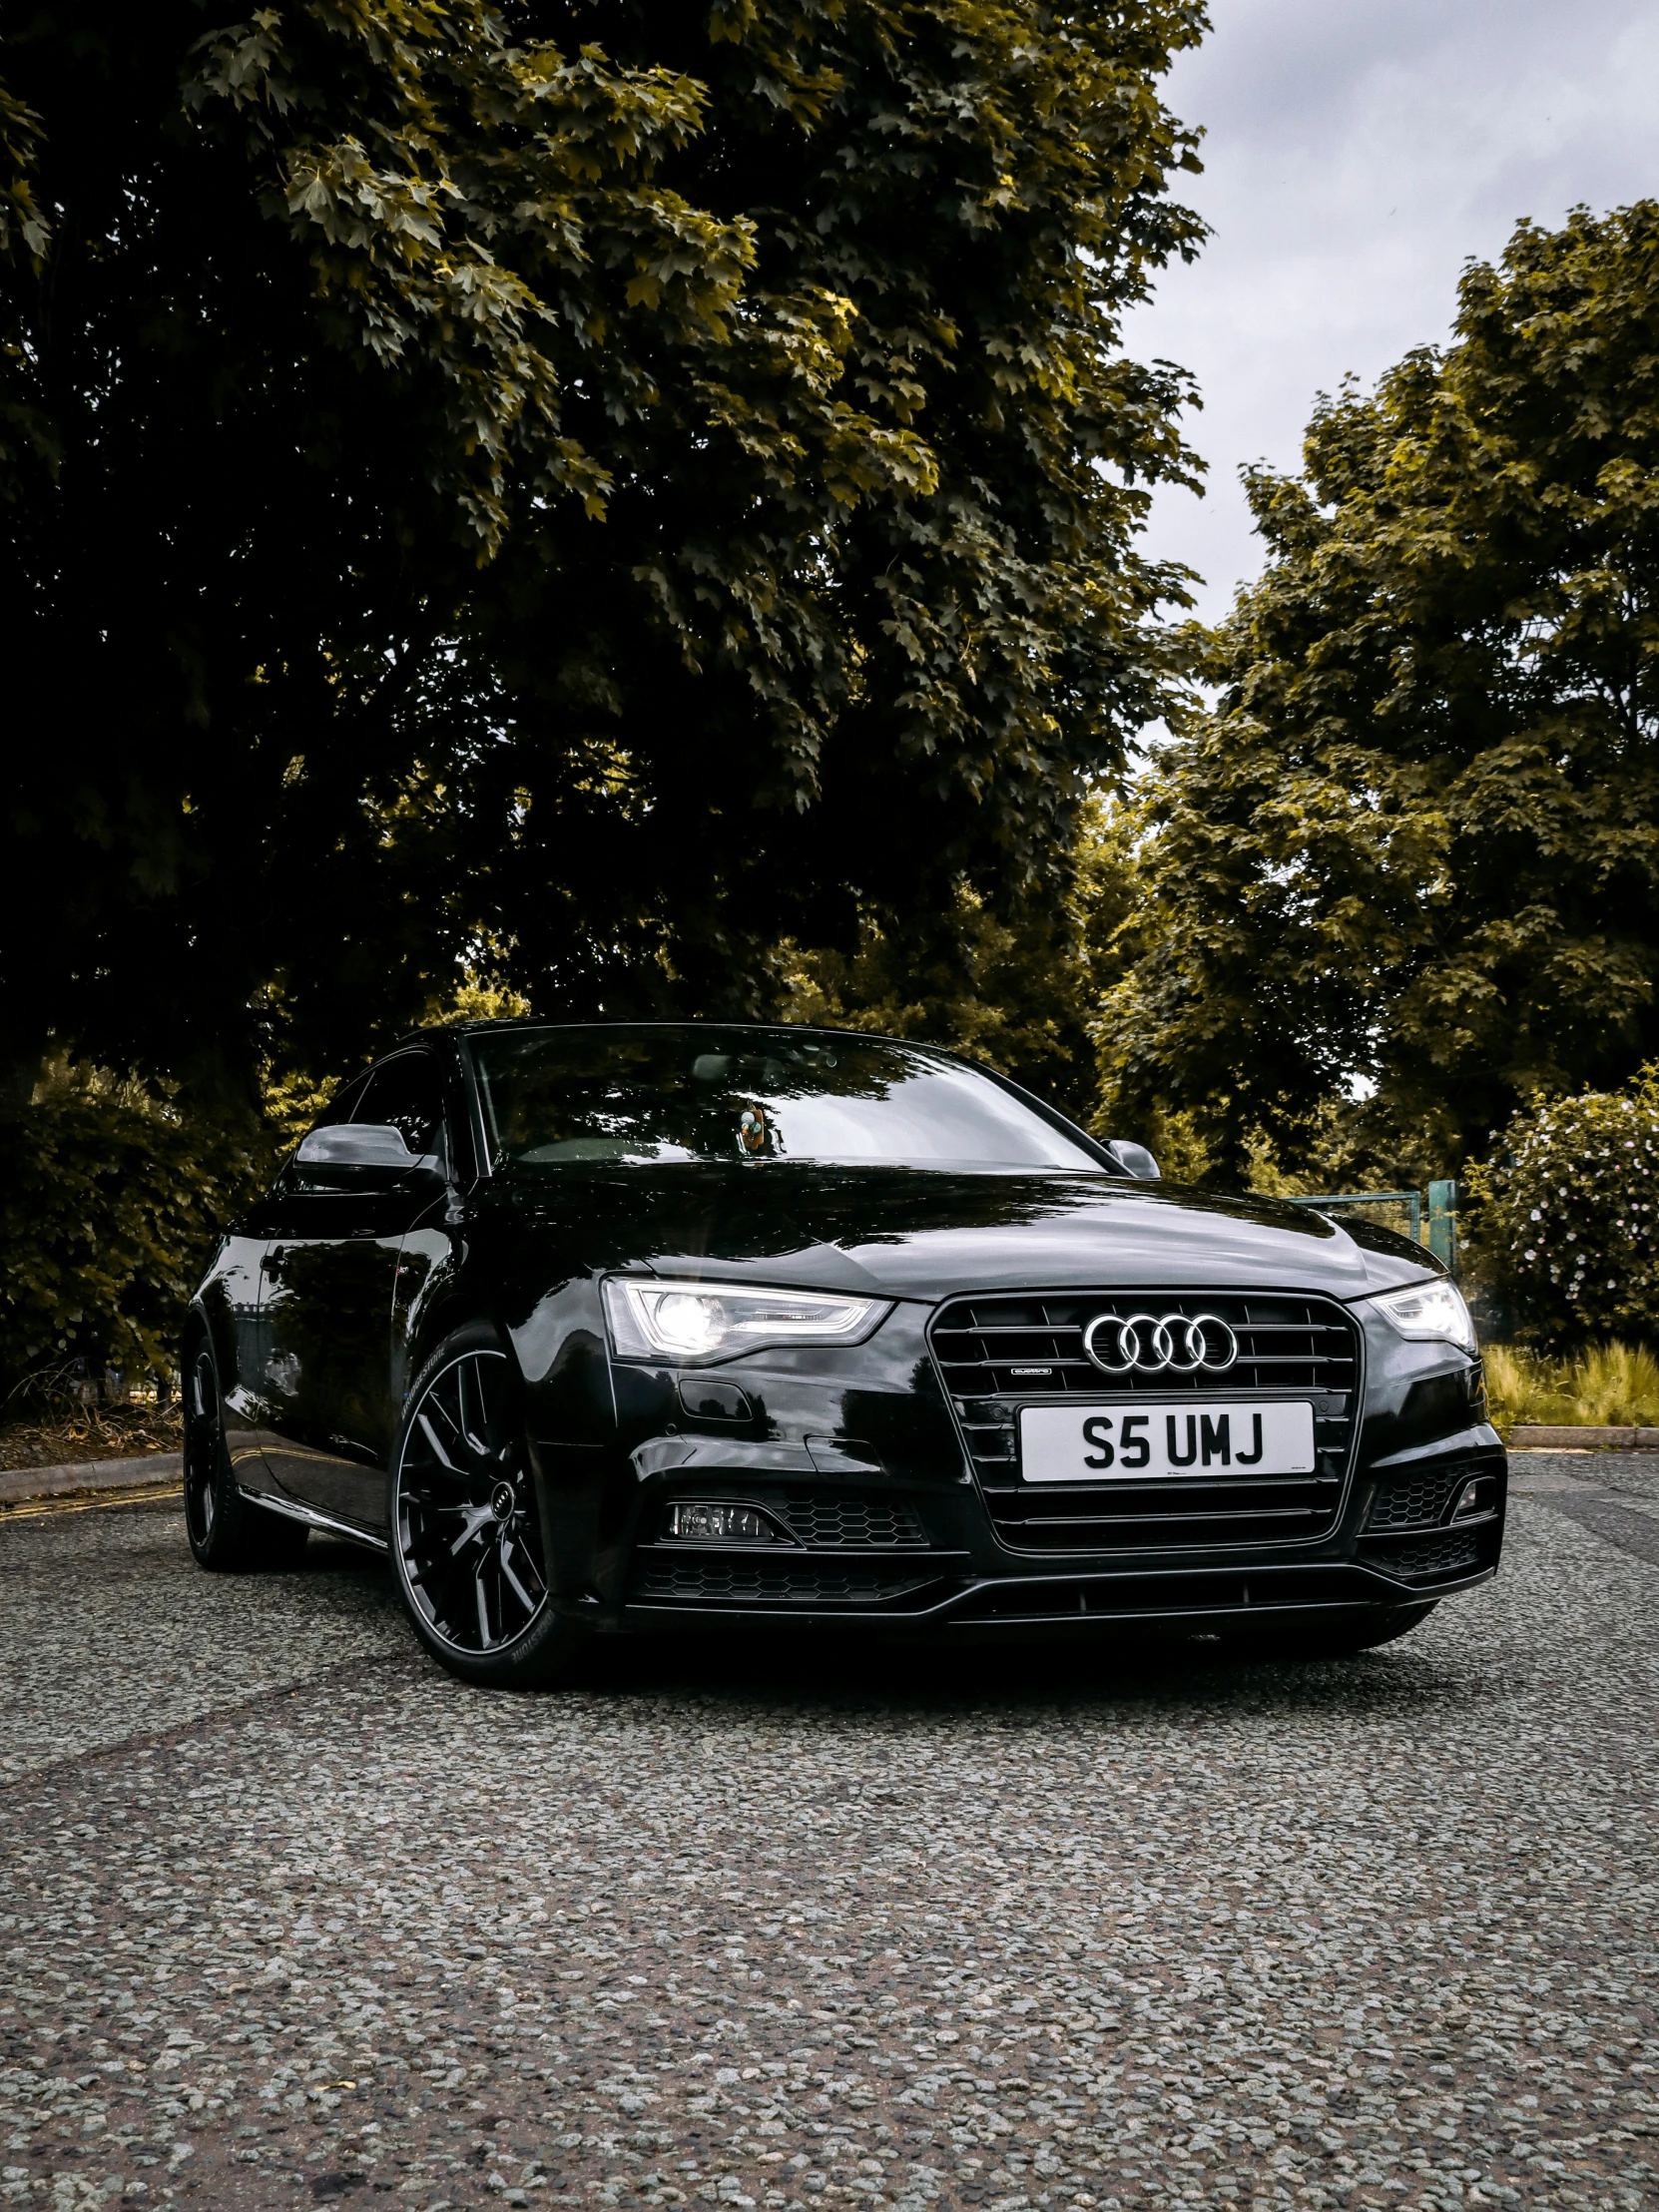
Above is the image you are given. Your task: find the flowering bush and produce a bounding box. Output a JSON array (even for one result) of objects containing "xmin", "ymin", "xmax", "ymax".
[{"xmin": 1464, "ymin": 1068, "xmax": 1659, "ymax": 1346}]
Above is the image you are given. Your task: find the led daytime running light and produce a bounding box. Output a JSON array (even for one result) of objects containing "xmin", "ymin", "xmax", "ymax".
[
  {"xmin": 604, "ymin": 1277, "xmax": 889, "ymax": 1364},
  {"xmin": 1369, "ymin": 1277, "xmax": 1477, "ymax": 1354}
]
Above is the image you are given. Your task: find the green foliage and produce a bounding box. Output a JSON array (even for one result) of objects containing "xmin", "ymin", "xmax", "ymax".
[
  {"xmin": 2, "ymin": 0, "xmax": 1206, "ymax": 1106},
  {"xmin": 1104, "ymin": 202, "xmax": 1659, "ymax": 1183},
  {"xmin": 1482, "ymin": 1340, "xmax": 1659, "ymax": 1431},
  {"xmin": 1463, "ymin": 1067, "xmax": 1659, "ymax": 1347},
  {"xmin": 260, "ymin": 1068, "xmax": 342, "ymax": 1151},
  {"xmin": 0, "ymin": 1064, "xmax": 273, "ymax": 1400}
]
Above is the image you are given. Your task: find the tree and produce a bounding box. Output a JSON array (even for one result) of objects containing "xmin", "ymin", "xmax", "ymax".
[
  {"xmin": 1104, "ymin": 202, "xmax": 1659, "ymax": 1184},
  {"xmin": 2, "ymin": 1, "xmax": 1206, "ymax": 1112},
  {"xmin": 779, "ymin": 794, "xmax": 1143, "ymax": 1124},
  {"xmin": 2, "ymin": 0, "xmax": 767, "ymax": 1106}
]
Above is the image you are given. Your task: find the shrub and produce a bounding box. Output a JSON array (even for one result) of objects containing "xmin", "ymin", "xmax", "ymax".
[
  {"xmin": 0, "ymin": 1060, "xmax": 273, "ymax": 1403},
  {"xmin": 1464, "ymin": 1068, "xmax": 1659, "ymax": 1346}
]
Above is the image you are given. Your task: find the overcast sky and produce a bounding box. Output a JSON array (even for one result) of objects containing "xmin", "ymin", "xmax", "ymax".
[{"xmin": 1121, "ymin": 0, "xmax": 1659, "ymax": 624}]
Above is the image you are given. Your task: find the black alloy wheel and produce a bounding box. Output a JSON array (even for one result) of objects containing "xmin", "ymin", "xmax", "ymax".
[
  {"xmin": 389, "ymin": 1334, "xmax": 582, "ymax": 1687},
  {"xmin": 183, "ymin": 1333, "xmax": 308, "ymax": 1571}
]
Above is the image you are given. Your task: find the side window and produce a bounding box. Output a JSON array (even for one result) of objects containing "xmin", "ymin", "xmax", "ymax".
[{"xmin": 354, "ymin": 1052, "xmax": 447, "ymax": 1162}]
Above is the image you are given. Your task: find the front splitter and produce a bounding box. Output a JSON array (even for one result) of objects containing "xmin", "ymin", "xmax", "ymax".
[{"xmin": 610, "ymin": 1554, "xmax": 1498, "ymax": 1633}]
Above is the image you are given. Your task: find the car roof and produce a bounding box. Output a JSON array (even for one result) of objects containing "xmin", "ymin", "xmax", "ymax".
[{"xmin": 399, "ymin": 1015, "xmax": 957, "ymax": 1055}]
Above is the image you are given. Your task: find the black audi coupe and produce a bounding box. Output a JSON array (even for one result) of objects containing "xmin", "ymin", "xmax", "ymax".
[{"xmin": 184, "ymin": 1020, "xmax": 1505, "ymax": 1686}]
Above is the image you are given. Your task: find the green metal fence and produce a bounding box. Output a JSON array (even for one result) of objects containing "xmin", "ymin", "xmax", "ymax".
[{"xmin": 1286, "ymin": 1179, "xmax": 1458, "ymax": 1272}]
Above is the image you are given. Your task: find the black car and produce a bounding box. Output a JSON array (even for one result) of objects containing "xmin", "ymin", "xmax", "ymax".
[{"xmin": 184, "ymin": 1020, "xmax": 1505, "ymax": 1685}]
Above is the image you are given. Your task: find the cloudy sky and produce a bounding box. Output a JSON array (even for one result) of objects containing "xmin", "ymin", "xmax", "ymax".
[{"xmin": 1122, "ymin": 0, "xmax": 1659, "ymax": 623}]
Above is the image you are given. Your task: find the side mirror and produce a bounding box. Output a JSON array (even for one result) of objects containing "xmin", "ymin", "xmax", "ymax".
[
  {"xmin": 1106, "ymin": 1138, "xmax": 1161, "ymax": 1180},
  {"xmin": 295, "ymin": 1124, "xmax": 442, "ymax": 1178}
]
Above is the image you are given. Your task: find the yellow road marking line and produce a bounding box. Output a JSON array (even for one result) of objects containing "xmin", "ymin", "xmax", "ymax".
[{"xmin": 0, "ymin": 1480, "xmax": 184, "ymax": 1521}]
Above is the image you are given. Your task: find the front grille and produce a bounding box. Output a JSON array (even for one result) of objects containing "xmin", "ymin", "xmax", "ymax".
[
  {"xmin": 1366, "ymin": 1528, "xmax": 1483, "ymax": 1582},
  {"xmin": 932, "ymin": 1291, "xmax": 1361, "ymax": 1555},
  {"xmin": 632, "ymin": 1559, "xmax": 938, "ymax": 1606},
  {"xmin": 775, "ymin": 1492, "xmax": 928, "ymax": 1549},
  {"xmin": 933, "ymin": 1291, "xmax": 1359, "ymax": 1399},
  {"xmin": 1366, "ymin": 1469, "xmax": 1461, "ymax": 1530}
]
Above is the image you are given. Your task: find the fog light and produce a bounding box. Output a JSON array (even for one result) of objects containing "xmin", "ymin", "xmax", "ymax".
[
  {"xmin": 664, "ymin": 1501, "xmax": 779, "ymax": 1543},
  {"xmin": 1453, "ymin": 1477, "xmax": 1492, "ymax": 1518}
]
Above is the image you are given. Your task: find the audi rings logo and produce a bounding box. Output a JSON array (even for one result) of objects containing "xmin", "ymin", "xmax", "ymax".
[{"xmin": 1082, "ymin": 1311, "xmax": 1239, "ymax": 1376}]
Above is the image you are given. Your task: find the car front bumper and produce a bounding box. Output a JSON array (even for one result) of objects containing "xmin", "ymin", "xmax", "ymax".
[
  {"xmin": 590, "ymin": 1442, "xmax": 1506, "ymax": 1637},
  {"xmin": 546, "ymin": 1290, "xmax": 1505, "ymax": 1639}
]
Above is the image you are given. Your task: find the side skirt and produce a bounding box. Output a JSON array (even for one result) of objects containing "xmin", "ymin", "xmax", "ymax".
[{"xmin": 238, "ymin": 1484, "xmax": 388, "ymax": 1553}]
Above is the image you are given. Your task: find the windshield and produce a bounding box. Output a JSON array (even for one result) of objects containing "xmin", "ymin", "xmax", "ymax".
[{"xmin": 468, "ymin": 1026, "xmax": 1102, "ymax": 1173}]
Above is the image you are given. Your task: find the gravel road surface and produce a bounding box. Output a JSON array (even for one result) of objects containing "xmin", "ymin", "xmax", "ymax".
[{"xmin": 2, "ymin": 1460, "xmax": 1655, "ymax": 2212}]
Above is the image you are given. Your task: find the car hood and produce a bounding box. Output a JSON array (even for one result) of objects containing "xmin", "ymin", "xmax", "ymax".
[{"xmin": 490, "ymin": 1164, "xmax": 1436, "ymax": 1305}]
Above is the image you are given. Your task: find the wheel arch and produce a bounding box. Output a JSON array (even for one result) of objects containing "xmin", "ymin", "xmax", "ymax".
[
  {"xmin": 182, "ymin": 1294, "xmax": 227, "ymax": 1395},
  {"xmin": 401, "ymin": 1297, "xmax": 517, "ymax": 1416}
]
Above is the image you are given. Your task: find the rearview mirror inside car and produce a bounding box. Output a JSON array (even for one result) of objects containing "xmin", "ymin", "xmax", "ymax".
[{"xmin": 295, "ymin": 1123, "xmax": 442, "ymax": 1177}]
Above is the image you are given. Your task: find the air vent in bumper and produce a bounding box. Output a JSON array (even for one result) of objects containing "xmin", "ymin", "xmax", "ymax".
[
  {"xmin": 1365, "ymin": 1468, "xmax": 1465, "ymax": 1529},
  {"xmin": 775, "ymin": 1493, "xmax": 927, "ymax": 1548},
  {"xmin": 632, "ymin": 1558, "xmax": 940, "ymax": 1605},
  {"xmin": 1365, "ymin": 1527, "xmax": 1485, "ymax": 1582}
]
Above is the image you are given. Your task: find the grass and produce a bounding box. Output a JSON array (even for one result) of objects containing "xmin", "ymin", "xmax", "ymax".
[{"xmin": 1483, "ymin": 1340, "xmax": 1659, "ymax": 1433}]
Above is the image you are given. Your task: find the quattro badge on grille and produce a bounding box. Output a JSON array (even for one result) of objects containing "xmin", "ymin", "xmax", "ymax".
[{"xmin": 1082, "ymin": 1311, "xmax": 1239, "ymax": 1376}]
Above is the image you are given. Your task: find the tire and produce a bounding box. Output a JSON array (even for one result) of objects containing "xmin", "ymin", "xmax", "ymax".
[
  {"xmin": 183, "ymin": 1332, "xmax": 309, "ymax": 1572},
  {"xmin": 1224, "ymin": 1601, "xmax": 1437, "ymax": 1659},
  {"xmin": 387, "ymin": 1324, "xmax": 586, "ymax": 1689}
]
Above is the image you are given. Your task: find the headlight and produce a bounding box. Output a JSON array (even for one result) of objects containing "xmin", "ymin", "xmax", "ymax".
[
  {"xmin": 603, "ymin": 1277, "xmax": 891, "ymax": 1364},
  {"xmin": 1367, "ymin": 1277, "xmax": 1477, "ymax": 1354}
]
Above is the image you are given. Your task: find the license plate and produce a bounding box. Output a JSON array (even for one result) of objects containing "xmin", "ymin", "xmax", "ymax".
[{"xmin": 1018, "ymin": 1401, "xmax": 1317, "ymax": 1482}]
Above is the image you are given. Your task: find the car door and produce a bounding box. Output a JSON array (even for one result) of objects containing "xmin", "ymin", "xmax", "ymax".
[{"xmin": 259, "ymin": 1050, "xmax": 450, "ymax": 1530}]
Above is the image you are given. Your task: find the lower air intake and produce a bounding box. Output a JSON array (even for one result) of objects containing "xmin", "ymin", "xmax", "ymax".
[
  {"xmin": 775, "ymin": 1493, "xmax": 928, "ymax": 1548},
  {"xmin": 1366, "ymin": 1469, "xmax": 1462, "ymax": 1530},
  {"xmin": 633, "ymin": 1559, "xmax": 938, "ymax": 1605},
  {"xmin": 1366, "ymin": 1528, "xmax": 1484, "ymax": 1582}
]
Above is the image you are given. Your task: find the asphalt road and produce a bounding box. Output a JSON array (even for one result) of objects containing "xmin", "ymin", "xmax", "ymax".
[{"xmin": 2, "ymin": 1460, "xmax": 1656, "ymax": 2212}]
